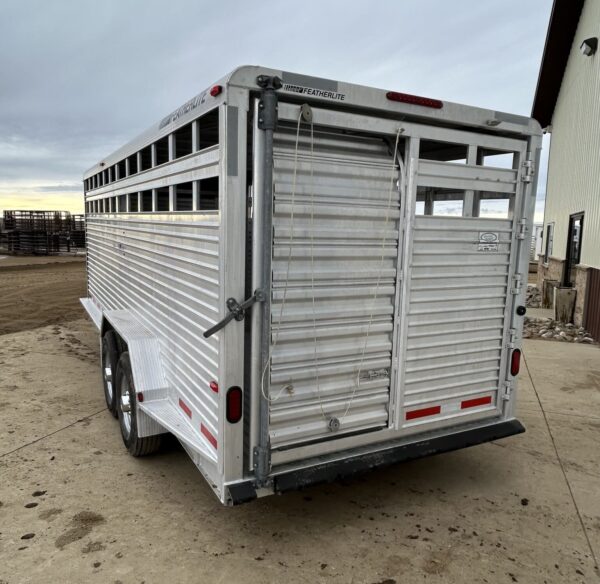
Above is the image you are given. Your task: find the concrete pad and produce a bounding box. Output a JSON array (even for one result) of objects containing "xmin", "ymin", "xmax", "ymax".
[
  {"xmin": 0, "ymin": 322, "xmax": 598, "ymax": 583},
  {"xmin": 523, "ymin": 340, "xmax": 600, "ymax": 417}
]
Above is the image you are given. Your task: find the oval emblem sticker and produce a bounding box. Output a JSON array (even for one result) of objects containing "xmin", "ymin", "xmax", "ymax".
[{"xmin": 478, "ymin": 231, "xmax": 499, "ymax": 252}]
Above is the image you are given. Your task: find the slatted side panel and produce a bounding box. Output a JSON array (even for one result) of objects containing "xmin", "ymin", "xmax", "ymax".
[
  {"xmin": 401, "ymin": 215, "xmax": 512, "ymax": 429},
  {"xmin": 268, "ymin": 125, "xmax": 399, "ymax": 449},
  {"xmin": 86, "ymin": 215, "xmax": 220, "ymax": 454}
]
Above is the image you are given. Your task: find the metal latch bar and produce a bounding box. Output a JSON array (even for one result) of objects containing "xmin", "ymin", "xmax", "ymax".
[{"xmin": 203, "ymin": 289, "xmax": 266, "ymax": 338}]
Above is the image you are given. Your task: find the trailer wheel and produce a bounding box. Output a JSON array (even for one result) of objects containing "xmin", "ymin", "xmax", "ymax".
[
  {"xmin": 101, "ymin": 331, "xmax": 120, "ymax": 418},
  {"xmin": 115, "ymin": 352, "xmax": 161, "ymax": 456}
]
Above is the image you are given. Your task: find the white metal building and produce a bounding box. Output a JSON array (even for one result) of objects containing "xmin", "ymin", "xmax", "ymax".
[{"xmin": 533, "ymin": 0, "xmax": 600, "ymax": 334}]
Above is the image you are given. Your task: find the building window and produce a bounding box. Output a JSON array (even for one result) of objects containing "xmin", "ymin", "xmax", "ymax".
[
  {"xmin": 544, "ymin": 223, "xmax": 554, "ymax": 265},
  {"xmin": 197, "ymin": 176, "xmax": 219, "ymax": 210},
  {"xmin": 118, "ymin": 194, "xmax": 127, "ymax": 212},
  {"xmin": 156, "ymin": 187, "xmax": 170, "ymax": 211},
  {"xmin": 117, "ymin": 159, "xmax": 126, "ymax": 180}
]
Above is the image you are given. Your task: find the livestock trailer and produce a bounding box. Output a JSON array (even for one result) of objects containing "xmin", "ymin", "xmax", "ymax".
[{"xmin": 81, "ymin": 66, "xmax": 542, "ymax": 505}]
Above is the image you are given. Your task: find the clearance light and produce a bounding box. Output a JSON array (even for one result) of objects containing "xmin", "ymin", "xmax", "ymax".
[
  {"xmin": 226, "ymin": 386, "xmax": 243, "ymax": 423},
  {"xmin": 209, "ymin": 380, "xmax": 219, "ymax": 393},
  {"xmin": 136, "ymin": 392, "xmax": 144, "ymax": 403},
  {"xmin": 210, "ymin": 85, "xmax": 223, "ymax": 97},
  {"xmin": 510, "ymin": 349, "xmax": 521, "ymax": 376},
  {"xmin": 386, "ymin": 91, "xmax": 443, "ymax": 109}
]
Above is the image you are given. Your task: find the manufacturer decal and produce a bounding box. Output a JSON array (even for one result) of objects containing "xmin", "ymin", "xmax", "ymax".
[
  {"xmin": 159, "ymin": 89, "xmax": 209, "ymax": 129},
  {"xmin": 282, "ymin": 83, "xmax": 346, "ymax": 101},
  {"xmin": 477, "ymin": 231, "xmax": 499, "ymax": 252}
]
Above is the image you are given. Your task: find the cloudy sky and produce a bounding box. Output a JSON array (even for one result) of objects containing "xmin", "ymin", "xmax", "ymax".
[{"xmin": 0, "ymin": 0, "xmax": 552, "ymax": 218}]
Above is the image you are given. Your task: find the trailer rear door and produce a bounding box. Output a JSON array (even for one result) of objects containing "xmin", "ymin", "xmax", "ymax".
[{"xmin": 260, "ymin": 102, "xmax": 529, "ymax": 464}]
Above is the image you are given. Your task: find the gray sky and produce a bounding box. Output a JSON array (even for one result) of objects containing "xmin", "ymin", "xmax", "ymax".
[{"xmin": 0, "ymin": 0, "xmax": 552, "ymax": 216}]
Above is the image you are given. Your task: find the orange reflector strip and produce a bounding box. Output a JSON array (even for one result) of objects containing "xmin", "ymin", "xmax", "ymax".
[
  {"xmin": 178, "ymin": 398, "xmax": 192, "ymax": 418},
  {"xmin": 201, "ymin": 423, "xmax": 217, "ymax": 449},
  {"xmin": 406, "ymin": 405, "xmax": 441, "ymax": 420},
  {"xmin": 461, "ymin": 395, "xmax": 492, "ymax": 409}
]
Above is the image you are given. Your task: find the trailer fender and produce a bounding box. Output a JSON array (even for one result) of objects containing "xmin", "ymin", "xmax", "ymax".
[{"xmin": 101, "ymin": 309, "xmax": 169, "ymax": 438}]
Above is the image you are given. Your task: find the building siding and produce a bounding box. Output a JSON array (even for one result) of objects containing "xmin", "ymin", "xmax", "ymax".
[{"xmin": 543, "ymin": 0, "xmax": 600, "ymax": 268}]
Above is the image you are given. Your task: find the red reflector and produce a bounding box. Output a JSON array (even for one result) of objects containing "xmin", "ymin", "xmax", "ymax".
[
  {"xmin": 209, "ymin": 380, "xmax": 219, "ymax": 393},
  {"xmin": 201, "ymin": 423, "xmax": 217, "ymax": 449},
  {"xmin": 510, "ymin": 349, "xmax": 521, "ymax": 376},
  {"xmin": 461, "ymin": 395, "xmax": 492, "ymax": 409},
  {"xmin": 386, "ymin": 91, "xmax": 443, "ymax": 109},
  {"xmin": 178, "ymin": 398, "xmax": 192, "ymax": 418},
  {"xmin": 210, "ymin": 84, "xmax": 222, "ymax": 97},
  {"xmin": 226, "ymin": 386, "xmax": 243, "ymax": 423},
  {"xmin": 136, "ymin": 392, "xmax": 144, "ymax": 403},
  {"xmin": 406, "ymin": 405, "xmax": 441, "ymax": 420}
]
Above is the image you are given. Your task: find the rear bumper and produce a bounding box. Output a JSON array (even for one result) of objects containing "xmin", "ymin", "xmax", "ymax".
[
  {"xmin": 226, "ymin": 419, "xmax": 524, "ymax": 504},
  {"xmin": 272, "ymin": 418, "xmax": 525, "ymax": 494}
]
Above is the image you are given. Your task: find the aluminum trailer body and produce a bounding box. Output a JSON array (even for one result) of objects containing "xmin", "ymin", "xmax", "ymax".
[{"xmin": 81, "ymin": 65, "xmax": 542, "ymax": 505}]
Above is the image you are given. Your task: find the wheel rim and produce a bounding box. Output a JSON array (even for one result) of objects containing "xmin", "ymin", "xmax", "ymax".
[{"xmin": 119, "ymin": 374, "xmax": 132, "ymax": 437}]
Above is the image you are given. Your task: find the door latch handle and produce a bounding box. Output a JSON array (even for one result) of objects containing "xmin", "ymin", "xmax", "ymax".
[{"xmin": 203, "ymin": 289, "xmax": 266, "ymax": 338}]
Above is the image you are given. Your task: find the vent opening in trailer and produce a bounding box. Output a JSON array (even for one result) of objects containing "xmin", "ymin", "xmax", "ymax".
[{"xmin": 81, "ymin": 66, "xmax": 541, "ymax": 505}]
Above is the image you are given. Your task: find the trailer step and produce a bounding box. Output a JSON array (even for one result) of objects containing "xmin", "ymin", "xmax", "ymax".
[{"xmin": 139, "ymin": 399, "xmax": 217, "ymax": 462}]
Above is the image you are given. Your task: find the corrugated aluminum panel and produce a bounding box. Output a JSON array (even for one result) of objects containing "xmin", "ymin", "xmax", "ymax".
[
  {"xmin": 543, "ymin": 0, "xmax": 600, "ymax": 268},
  {"xmin": 268, "ymin": 124, "xmax": 399, "ymax": 448},
  {"xmin": 86, "ymin": 213, "xmax": 220, "ymax": 456},
  {"xmin": 400, "ymin": 215, "xmax": 512, "ymax": 428}
]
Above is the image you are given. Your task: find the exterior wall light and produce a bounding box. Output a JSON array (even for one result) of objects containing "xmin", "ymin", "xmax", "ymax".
[{"xmin": 580, "ymin": 37, "xmax": 598, "ymax": 56}]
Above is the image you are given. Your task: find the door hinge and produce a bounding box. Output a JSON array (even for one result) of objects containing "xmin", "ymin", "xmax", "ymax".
[
  {"xmin": 502, "ymin": 381, "xmax": 513, "ymax": 401},
  {"xmin": 521, "ymin": 159, "xmax": 535, "ymax": 183},
  {"xmin": 510, "ymin": 274, "xmax": 522, "ymax": 295},
  {"xmin": 517, "ymin": 219, "xmax": 527, "ymax": 240},
  {"xmin": 507, "ymin": 328, "xmax": 517, "ymax": 349},
  {"xmin": 203, "ymin": 289, "xmax": 266, "ymax": 338}
]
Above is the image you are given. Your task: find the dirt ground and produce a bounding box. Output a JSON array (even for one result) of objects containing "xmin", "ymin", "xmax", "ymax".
[
  {"xmin": 0, "ymin": 260, "xmax": 599, "ymax": 584},
  {"xmin": 0, "ymin": 255, "xmax": 86, "ymax": 335}
]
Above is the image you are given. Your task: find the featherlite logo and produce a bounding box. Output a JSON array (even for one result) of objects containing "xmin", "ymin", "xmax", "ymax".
[
  {"xmin": 282, "ymin": 84, "xmax": 346, "ymax": 101},
  {"xmin": 159, "ymin": 90, "xmax": 209, "ymax": 129}
]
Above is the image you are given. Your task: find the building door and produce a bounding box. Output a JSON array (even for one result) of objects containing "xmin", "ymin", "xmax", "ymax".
[{"xmin": 564, "ymin": 212, "xmax": 584, "ymax": 286}]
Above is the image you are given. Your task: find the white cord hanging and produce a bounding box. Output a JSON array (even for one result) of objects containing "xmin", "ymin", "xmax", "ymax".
[
  {"xmin": 262, "ymin": 110, "xmax": 405, "ymax": 427},
  {"xmin": 338, "ymin": 128, "xmax": 405, "ymax": 422},
  {"xmin": 260, "ymin": 110, "xmax": 304, "ymax": 404}
]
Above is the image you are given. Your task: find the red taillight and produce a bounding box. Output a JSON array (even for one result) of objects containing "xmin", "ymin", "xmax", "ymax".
[
  {"xmin": 210, "ymin": 84, "xmax": 222, "ymax": 97},
  {"xmin": 226, "ymin": 386, "xmax": 243, "ymax": 423},
  {"xmin": 209, "ymin": 380, "xmax": 219, "ymax": 393},
  {"xmin": 386, "ymin": 91, "xmax": 443, "ymax": 109},
  {"xmin": 510, "ymin": 349, "xmax": 521, "ymax": 376}
]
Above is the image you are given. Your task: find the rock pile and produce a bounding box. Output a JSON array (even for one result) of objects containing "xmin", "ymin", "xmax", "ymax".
[
  {"xmin": 523, "ymin": 316, "xmax": 596, "ymax": 343},
  {"xmin": 526, "ymin": 284, "xmax": 541, "ymax": 308}
]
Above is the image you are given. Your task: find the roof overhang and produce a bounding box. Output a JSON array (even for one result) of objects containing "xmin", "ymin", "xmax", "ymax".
[{"xmin": 531, "ymin": 0, "xmax": 585, "ymax": 128}]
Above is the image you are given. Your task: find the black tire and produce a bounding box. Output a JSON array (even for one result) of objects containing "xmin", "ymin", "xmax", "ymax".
[
  {"xmin": 101, "ymin": 331, "xmax": 120, "ymax": 417},
  {"xmin": 115, "ymin": 352, "xmax": 162, "ymax": 456}
]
